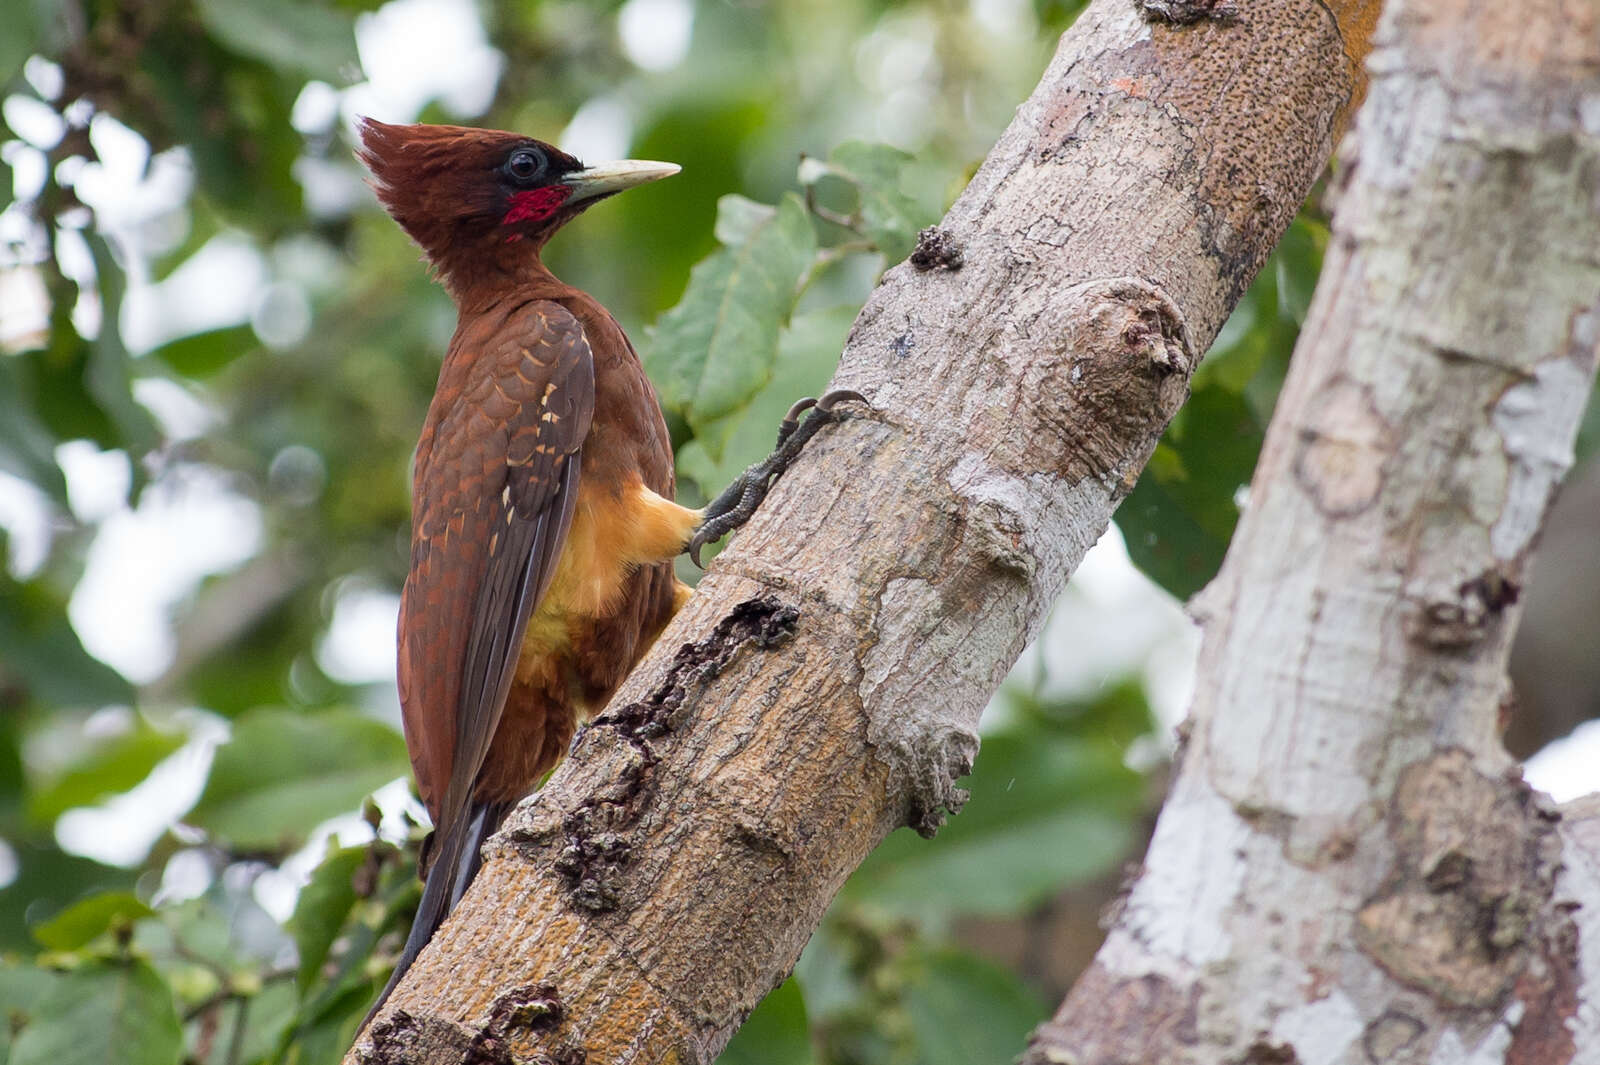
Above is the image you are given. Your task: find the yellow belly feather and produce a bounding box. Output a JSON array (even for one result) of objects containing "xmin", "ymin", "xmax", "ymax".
[{"xmin": 515, "ymin": 478, "xmax": 701, "ymax": 680}]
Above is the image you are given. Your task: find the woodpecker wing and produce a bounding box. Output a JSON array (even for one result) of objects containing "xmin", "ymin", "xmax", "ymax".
[{"xmin": 398, "ymin": 299, "xmax": 595, "ymax": 842}]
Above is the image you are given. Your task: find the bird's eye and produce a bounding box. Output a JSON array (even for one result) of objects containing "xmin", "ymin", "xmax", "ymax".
[{"xmin": 506, "ymin": 147, "xmax": 547, "ymax": 184}]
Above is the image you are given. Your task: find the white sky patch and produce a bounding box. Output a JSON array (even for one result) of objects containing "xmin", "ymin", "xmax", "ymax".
[
  {"xmin": 153, "ymin": 846, "xmax": 215, "ymax": 906},
  {"xmin": 971, "ymin": 0, "xmax": 1035, "ymax": 36},
  {"xmin": 855, "ymin": 13, "xmax": 939, "ymax": 92},
  {"xmin": 0, "ymin": 471, "xmax": 53, "ymax": 577},
  {"xmin": 618, "ymin": 0, "xmax": 694, "ymax": 72},
  {"xmin": 74, "ymin": 117, "xmax": 194, "ymax": 255},
  {"xmin": 291, "ymin": 80, "xmax": 342, "ymax": 135},
  {"xmin": 23, "ymin": 56, "xmax": 63, "ymax": 101},
  {"xmin": 1525, "ymin": 718, "xmax": 1600, "ymax": 803},
  {"xmin": 293, "ymin": 155, "xmax": 372, "ymax": 219},
  {"xmin": 559, "ymin": 96, "xmax": 635, "ymax": 167},
  {"xmin": 0, "ymin": 838, "xmax": 16, "ymax": 890},
  {"xmin": 4, "ymin": 140, "xmax": 47, "ymax": 204},
  {"xmin": 348, "ymin": 0, "xmax": 503, "ymax": 123},
  {"xmin": 87, "ymin": 113, "xmax": 149, "ymax": 188},
  {"xmin": 69, "ymin": 467, "xmax": 264, "ymax": 684},
  {"xmin": 1, "ymin": 93, "xmax": 64, "ymax": 149},
  {"xmin": 0, "ymin": 265, "xmax": 48, "ymax": 349},
  {"xmin": 133, "ymin": 377, "xmax": 219, "ymax": 442},
  {"xmin": 122, "ymin": 232, "xmax": 268, "ymax": 353},
  {"xmin": 55, "ymin": 714, "xmax": 228, "ymax": 866},
  {"xmin": 56, "ymin": 441, "xmax": 131, "ymax": 524},
  {"xmin": 316, "ymin": 581, "xmax": 401, "ymax": 686},
  {"xmin": 52, "ymin": 225, "xmax": 94, "ymax": 286}
]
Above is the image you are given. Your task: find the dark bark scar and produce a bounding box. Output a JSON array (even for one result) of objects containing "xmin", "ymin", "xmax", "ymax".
[
  {"xmin": 910, "ymin": 226, "xmax": 965, "ymax": 271},
  {"xmin": 546, "ymin": 597, "xmax": 800, "ymax": 911},
  {"xmin": 1137, "ymin": 0, "xmax": 1240, "ymax": 25}
]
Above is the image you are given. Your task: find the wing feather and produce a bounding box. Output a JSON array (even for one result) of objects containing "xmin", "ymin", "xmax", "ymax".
[{"xmin": 398, "ymin": 300, "xmax": 594, "ymax": 843}]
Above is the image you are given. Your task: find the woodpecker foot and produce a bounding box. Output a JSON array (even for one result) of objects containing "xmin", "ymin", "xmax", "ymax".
[{"xmin": 687, "ymin": 389, "xmax": 868, "ymax": 567}]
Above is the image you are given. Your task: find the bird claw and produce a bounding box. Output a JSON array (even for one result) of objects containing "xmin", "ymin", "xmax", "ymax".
[{"xmin": 687, "ymin": 389, "xmax": 869, "ymax": 567}]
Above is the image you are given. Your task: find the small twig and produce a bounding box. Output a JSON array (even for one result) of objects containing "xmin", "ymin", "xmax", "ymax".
[
  {"xmin": 181, "ymin": 965, "xmax": 297, "ymax": 1022},
  {"xmin": 192, "ymin": 1002, "xmax": 221, "ymax": 1062},
  {"xmin": 225, "ymin": 996, "xmax": 250, "ymax": 1065},
  {"xmin": 803, "ymin": 183, "xmax": 860, "ymax": 231}
]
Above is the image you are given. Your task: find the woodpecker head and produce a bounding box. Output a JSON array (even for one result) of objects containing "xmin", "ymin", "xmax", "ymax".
[{"xmin": 356, "ymin": 118, "xmax": 679, "ymax": 293}]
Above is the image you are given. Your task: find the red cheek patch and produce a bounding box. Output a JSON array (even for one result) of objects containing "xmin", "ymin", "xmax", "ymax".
[{"xmin": 502, "ymin": 186, "xmax": 573, "ymax": 227}]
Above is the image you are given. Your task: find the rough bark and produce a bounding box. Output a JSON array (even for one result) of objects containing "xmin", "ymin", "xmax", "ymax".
[
  {"xmin": 347, "ymin": 1, "xmax": 1383, "ymax": 1060},
  {"xmin": 1023, "ymin": 1, "xmax": 1600, "ymax": 1063}
]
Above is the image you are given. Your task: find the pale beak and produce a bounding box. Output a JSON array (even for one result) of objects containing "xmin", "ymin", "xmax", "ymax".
[{"xmin": 562, "ymin": 160, "xmax": 681, "ymax": 204}]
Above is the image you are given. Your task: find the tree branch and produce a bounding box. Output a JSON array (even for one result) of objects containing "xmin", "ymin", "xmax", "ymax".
[
  {"xmin": 349, "ymin": 0, "xmax": 1382, "ymax": 1060},
  {"xmin": 1023, "ymin": 0, "xmax": 1600, "ymax": 1061}
]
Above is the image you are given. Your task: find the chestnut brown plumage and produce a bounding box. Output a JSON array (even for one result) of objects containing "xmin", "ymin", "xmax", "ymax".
[{"xmin": 355, "ymin": 118, "xmax": 862, "ymax": 1027}]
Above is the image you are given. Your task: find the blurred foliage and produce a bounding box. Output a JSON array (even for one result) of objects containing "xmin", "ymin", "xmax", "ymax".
[{"xmin": 0, "ymin": 0, "xmax": 1366, "ymax": 1061}]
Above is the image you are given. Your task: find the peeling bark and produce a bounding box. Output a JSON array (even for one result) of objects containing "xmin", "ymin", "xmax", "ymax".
[
  {"xmin": 347, "ymin": 0, "xmax": 1384, "ymax": 1060},
  {"xmin": 1024, "ymin": 0, "xmax": 1600, "ymax": 1062}
]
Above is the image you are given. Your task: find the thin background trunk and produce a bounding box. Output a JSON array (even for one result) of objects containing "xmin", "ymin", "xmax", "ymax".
[
  {"xmin": 1024, "ymin": 1, "xmax": 1600, "ymax": 1062},
  {"xmin": 349, "ymin": 1, "xmax": 1386, "ymax": 1060}
]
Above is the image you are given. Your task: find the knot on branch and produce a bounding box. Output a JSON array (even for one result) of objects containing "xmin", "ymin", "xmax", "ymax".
[
  {"xmin": 886, "ymin": 727, "xmax": 979, "ymax": 838},
  {"xmin": 1406, "ymin": 568, "xmax": 1521, "ymax": 651},
  {"xmin": 1354, "ymin": 750, "xmax": 1563, "ymax": 1009},
  {"xmin": 1018, "ymin": 278, "xmax": 1195, "ymax": 490}
]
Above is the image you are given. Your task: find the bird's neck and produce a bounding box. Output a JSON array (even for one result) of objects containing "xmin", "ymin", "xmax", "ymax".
[{"xmin": 446, "ymin": 252, "xmax": 573, "ymax": 314}]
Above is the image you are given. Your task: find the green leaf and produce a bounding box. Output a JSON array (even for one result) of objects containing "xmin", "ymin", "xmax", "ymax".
[
  {"xmin": 1117, "ymin": 454, "xmax": 1221, "ymax": 602},
  {"xmin": 646, "ymin": 193, "xmax": 817, "ymax": 431},
  {"xmin": 28, "ymin": 718, "xmax": 186, "ymax": 825},
  {"xmin": 150, "ymin": 325, "xmax": 258, "ymax": 379},
  {"xmin": 188, "ymin": 708, "xmax": 406, "ymax": 849},
  {"xmin": 0, "ymin": 705, "xmax": 24, "ymax": 818},
  {"xmin": 8, "ymin": 959, "xmax": 183, "ymax": 1065},
  {"xmin": 15, "ymin": 343, "xmax": 121, "ymax": 454},
  {"xmin": 1118, "ymin": 384, "xmax": 1263, "ymax": 601},
  {"xmin": 0, "ymin": 0, "xmax": 65, "ymax": 90},
  {"xmin": 282, "ymin": 977, "xmax": 377, "ymax": 1064},
  {"xmin": 287, "ymin": 845, "xmax": 365, "ymax": 992},
  {"xmin": 31, "ymin": 891, "xmax": 154, "ymax": 950},
  {"xmin": 901, "ymin": 950, "xmax": 1047, "ymax": 1065},
  {"xmin": 845, "ymin": 729, "xmax": 1141, "ymax": 917},
  {"xmin": 1273, "ymin": 214, "xmax": 1328, "ymax": 324},
  {"xmin": 825, "ymin": 142, "xmax": 932, "ymax": 265},
  {"xmin": 675, "ymin": 304, "xmax": 855, "ymax": 492},
  {"xmin": 0, "ymin": 841, "xmax": 136, "ymax": 951},
  {"xmin": 0, "ymin": 961, "xmax": 67, "ymax": 1062},
  {"xmin": 717, "ymin": 976, "xmax": 812, "ymax": 1065},
  {"xmin": 712, "ymin": 195, "xmax": 779, "ymax": 248},
  {"xmin": 0, "ymin": 357, "xmax": 66, "ymax": 502},
  {"xmin": 193, "ymin": 0, "xmax": 359, "ymax": 80}
]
